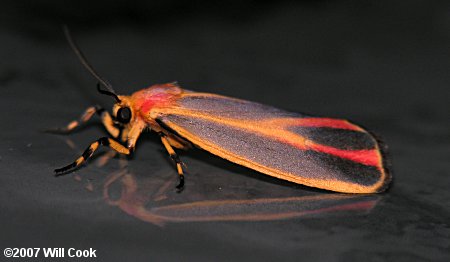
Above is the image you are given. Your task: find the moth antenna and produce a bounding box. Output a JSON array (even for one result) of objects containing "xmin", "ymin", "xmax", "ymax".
[
  {"xmin": 97, "ymin": 83, "xmax": 120, "ymax": 102},
  {"xmin": 63, "ymin": 25, "xmax": 119, "ymax": 99}
]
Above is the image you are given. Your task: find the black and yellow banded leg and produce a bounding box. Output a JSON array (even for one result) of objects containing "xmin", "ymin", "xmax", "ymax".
[
  {"xmin": 159, "ymin": 133, "xmax": 185, "ymax": 190},
  {"xmin": 54, "ymin": 137, "xmax": 130, "ymax": 175},
  {"xmin": 46, "ymin": 105, "xmax": 120, "ymax": 138}
]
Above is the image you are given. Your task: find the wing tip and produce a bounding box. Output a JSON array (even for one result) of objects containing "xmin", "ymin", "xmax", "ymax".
[{"xmin": 370, "ymin": 131, "xmax": 393, "ymax": 193}]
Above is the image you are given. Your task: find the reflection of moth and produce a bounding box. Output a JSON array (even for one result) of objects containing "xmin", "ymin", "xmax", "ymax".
[
  {"xmin": 51, "ymin": 27, "xmax": 391, "ymax": 193},
  {"xmin": 103, "ymin": 165, "xmax": 381, "ymax": 226}
]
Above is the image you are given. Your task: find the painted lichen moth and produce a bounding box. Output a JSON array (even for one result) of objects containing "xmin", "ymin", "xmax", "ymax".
[{"xmin": 51, "ymin": 27, "xmax": 391, "ymax": 194}]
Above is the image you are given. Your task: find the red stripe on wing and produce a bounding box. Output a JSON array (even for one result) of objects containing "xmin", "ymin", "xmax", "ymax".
[
  {"xmin": 278, "ymin": 136, "xmax": 380, "ymax": 168},
  {"xmin": 295, "ymin": 118, "xmax": 362, "ymax": 131},
  {"xmin": 309, "ymin": 143, "xmax": 380, "ymax": 168}
]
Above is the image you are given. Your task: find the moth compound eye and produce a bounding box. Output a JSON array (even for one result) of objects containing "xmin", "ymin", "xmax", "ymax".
[{"xmin": 117, "ymin": 107, "xmax": 131, "ymax": 123}]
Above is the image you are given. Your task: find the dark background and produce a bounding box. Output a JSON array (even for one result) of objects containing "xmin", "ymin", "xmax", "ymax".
[{"xmin": 1, "ymin": 1, "xmax": 449, "ymax": 261}]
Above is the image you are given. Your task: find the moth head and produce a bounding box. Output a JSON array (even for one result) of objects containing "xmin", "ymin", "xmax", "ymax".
[{"xmin": 111, "ymin": 96, "xmax": 134, "ymax": 125}]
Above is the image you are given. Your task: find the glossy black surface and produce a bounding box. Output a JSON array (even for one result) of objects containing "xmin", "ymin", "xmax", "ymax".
[{"xmin": 1, "ymin": 1, "xmax": 449, "ymax": 261}]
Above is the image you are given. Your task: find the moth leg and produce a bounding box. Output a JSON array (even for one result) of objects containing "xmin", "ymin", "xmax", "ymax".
[
  {"xmin": 99, "ymin": 124, "xmax": 131, "ymax": 165},
  {"xmin": 124, "ymin": 121, "xmax": 146, "ymax": 152},
  {"xmin": 55, "ymin": 120, "xmax": 146, "ymax": 175},
  {"xmin": 54, "ymin": 137, "xmax": 130, "ymax": 175},
  {"xmin": 47, "ymin": 105, "xmax": 120, "ymax": 138},
  {"xmin": 120, "ymin": 126, "xmax": 130, "ymax": 143},
  {"xmin": 166, "ymin": 134, "xmax": 191, "ymax": 150},
  {"xmin": 159, "ymin": 133, "xmax": 185, "ymax": 191}
]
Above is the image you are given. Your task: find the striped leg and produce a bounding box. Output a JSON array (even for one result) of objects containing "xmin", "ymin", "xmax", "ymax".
[
  {"xmin": 47, "ymin": 106, "xmax": 120, "ymax": 138},
  {"xmin": 55, "ymin": 122, "xmax": 145, "ymax": 175},
  {"xmin": 54, "ymin": 137, "xmax": 130, "ymax": 175},
  {"xmin": 96, "ymin": 124, "xmax": 133, "ymax": 167},
  {"xmin": 159, "ymin": 133, "xmax": 185, "ymax": 191}
]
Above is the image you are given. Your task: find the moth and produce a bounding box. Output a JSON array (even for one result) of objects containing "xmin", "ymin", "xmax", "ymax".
[{"xmin": 52, "ymin": 27, "xmax": 391, "ymax": 193}]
